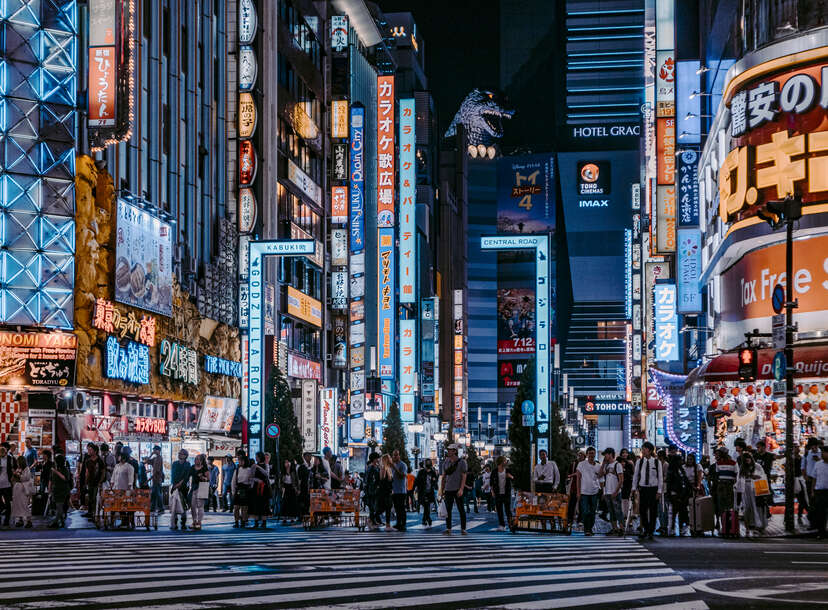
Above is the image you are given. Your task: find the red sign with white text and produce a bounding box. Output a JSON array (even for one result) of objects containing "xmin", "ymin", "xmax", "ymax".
[{"xmin": 88, "ymin": 46, "xmax": 116, "ymax": 127}]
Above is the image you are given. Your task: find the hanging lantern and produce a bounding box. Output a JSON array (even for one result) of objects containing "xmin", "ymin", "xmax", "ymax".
[
  {"xmin": 810, "ymin": 384, "xmax": 819, "ymax": 395},
  {"xmin": 764, "ymin": 385, "xmax": 772, "ymax": 396},
  {"xmin": 803, "ymin": 402, "xmax": 812, "ymax": 412},
  {"xmin": 711, "ymin": 399, "xmax": 719, "ymax": 409},
  {"xmin": 771, "ymin": 402, "xmax": 779, "ymax": 414},
  {"xmin": 731, "ymin": 387, "xmax": 740, "ymax": 397},
  {"xmin": 719, "ymin": 387, "xmax": 727, "ymax": 398},
  {"xmin": 722, "ymin": 403, "xmax": 731, "ymax": 414},
  {"xmin": 819, "ymin": 400, "xmax": 827, "ymax": 411},
  {"xmin": 746, "ymin": 385, "xmax": 755, "ymax": 395},
  {"xmin": 797, "ymin": 384, "xmax": 804, "ymax": 395}
]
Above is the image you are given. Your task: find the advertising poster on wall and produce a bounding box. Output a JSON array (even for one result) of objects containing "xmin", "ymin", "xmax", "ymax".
[
  {"xmin": 498, "ymin": 359, "xmax": 530, "ymax": 388},
  {"xmin": 0, "ymin": 332, "xmax": 77, "ymax": 387},
  {"xmin": 497, "ymin": 288, "xmax": 535, "ymax": 354},
  {"xmin": 496, "ymin": 154, "xmax": 556, "ymax": 234},
  {"xmin": 198, "ymin": 396, "xmax": 239, "ymax": 433},
  {"xmin": 115, "ymin": 199, "xmax": 173, "ymax": 316}
]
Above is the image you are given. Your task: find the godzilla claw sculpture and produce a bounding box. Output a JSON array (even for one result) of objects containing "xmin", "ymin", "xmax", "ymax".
[{"xmin": 444, "ymin": 88, "xmax": 514, "ymax": 147}]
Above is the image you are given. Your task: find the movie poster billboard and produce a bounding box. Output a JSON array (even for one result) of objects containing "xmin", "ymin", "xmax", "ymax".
[
  {"xmin": 497, "ymin": 154, "xmax": 556, "ymax": 234},
  {"xmin": 497, "ymin": 288, "xmax": 535, "ymax": 354},
  {"xmin": 115, "ymin": 199, "xmax": 173, "ymax": 316}
]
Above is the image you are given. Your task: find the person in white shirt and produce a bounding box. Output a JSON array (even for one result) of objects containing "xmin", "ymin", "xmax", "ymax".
[
  {"xmin": 575, "ymin": 447, "xmax": 602, "ymax": 536},
  {"xmin": 534, "ymin": 450, "xmax": 560, "ymax": 493},
  {"xmin": 809, "ymin": 445, "xmax": 827, "ymax": 539},
  {"xmin": 599, "ymin": 448, "xmax": 624, "ymax": 535},
  {"xmin": 632, "ymin": 441, "xmax": 663, "ymax": 540}
]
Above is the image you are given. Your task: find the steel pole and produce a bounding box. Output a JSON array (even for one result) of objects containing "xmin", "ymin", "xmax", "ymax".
[{"xmin": 784, "ymin": 218, "xmax": 795, "ymax": 533}]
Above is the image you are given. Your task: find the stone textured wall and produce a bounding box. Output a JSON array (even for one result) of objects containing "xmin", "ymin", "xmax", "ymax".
[{"xmin": 74, "ymin": 155, "xmax": 240, "ymax": 402}]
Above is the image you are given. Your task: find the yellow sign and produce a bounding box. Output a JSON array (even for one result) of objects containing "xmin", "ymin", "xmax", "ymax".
[
  {"xmin": 287, "ymin": 286, "xmax": 322, "ymax": 327},
  {"xmin": 331, "ymin": 100, "xmax": 349, "ymax": 139},
  {"xmin": 238, "ymin": 92, "xmax": 257, "ymax": 139},
  {"xmin": 719, "ymin": 127, "xmax": 828, "ymax": 222}
]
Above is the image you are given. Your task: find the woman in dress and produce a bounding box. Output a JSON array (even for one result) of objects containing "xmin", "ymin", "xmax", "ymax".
[
  {"xmin": 190, "ymin": 454, "xmax": 210, "ymax": 530},
  {"xmin": 232, "ymin": 453, "xmax": 254, "ymax": 528},
  {"xmin": 11, "ymin": 456, "xmax": 33, "ymax": 528},
  {"xmin": 737, "ymin": 451, "xmax": 768, "ymax": 536},
  {"xmin": 249, "ymin": 452, "xmax": 272, "ymax": 528},
  {"xmin": 280, "ymin": 459, "xmax": 298, "ymax": 524}
]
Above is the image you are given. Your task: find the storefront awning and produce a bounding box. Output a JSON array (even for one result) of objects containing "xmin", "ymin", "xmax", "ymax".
[{"xmin": 689, "ymin": 343, "xmax": 828, "ymax": 384}]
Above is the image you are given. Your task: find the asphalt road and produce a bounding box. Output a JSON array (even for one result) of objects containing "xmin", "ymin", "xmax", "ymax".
[{"xmin": 643, "ymin": 535, "xmax": 828, "ymax": 608}]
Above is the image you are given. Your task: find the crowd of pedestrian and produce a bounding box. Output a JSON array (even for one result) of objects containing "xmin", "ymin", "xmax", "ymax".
[{"xmin": 2, "ymin": 435, "xmax": 826, "ymax": 539}]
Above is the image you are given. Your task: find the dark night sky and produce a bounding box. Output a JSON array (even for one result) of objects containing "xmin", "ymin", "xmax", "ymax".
[{"xmin": 378, "ymin": 0, "xmax": 501, "ymax": 134}]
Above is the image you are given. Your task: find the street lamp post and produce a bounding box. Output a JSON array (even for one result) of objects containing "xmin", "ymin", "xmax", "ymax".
[{"xmin": 757, "ymin": 195, "xmax": 802, "ymax": 534}]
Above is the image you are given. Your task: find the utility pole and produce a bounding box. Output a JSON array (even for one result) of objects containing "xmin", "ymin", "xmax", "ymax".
[{"xmin": 758, "ymin": 195, "xmax": 801, "ymax": 533}]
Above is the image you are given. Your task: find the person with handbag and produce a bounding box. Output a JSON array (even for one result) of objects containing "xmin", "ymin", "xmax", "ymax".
[
  {"xmin": 737, "ymin": 451, "xmax": 767, "ymax": 536},
  {"xmin": 232, "ymin": 453, "xmax": 254, "ymax": 528},
  {"xmin": 169, "ymin": 449, "xmax": 192, "ymax": 531},
  {"xmin": 249, "ymin": 452, "xmax": 272, "ymax": 528},
  {"xmin": 11, "ymin": 456, "xmax": 33, "ymax": 528},
  {"xmin": 189, "ymin": 454, "xmax": 210, "ymax": 530},
  {"xmin": 438, "ymin": 444, "xmax": 468, "ymax": 535},
  {"xmin": 415, "ymin": 459, "xmax": 438, "ymax": 527}
]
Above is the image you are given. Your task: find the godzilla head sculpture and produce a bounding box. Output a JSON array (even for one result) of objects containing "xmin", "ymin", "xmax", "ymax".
[{"xmin": 444, "ymin": 88, "xmax": 514, "ymax": 147}]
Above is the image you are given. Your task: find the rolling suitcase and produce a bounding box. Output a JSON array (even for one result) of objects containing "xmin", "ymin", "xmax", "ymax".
[
  {"xmin": 720, "ymin": 509, "xmax": 740, "ymax": 538},
  {"xmin": 688, "ymin": 494, "xmax": 714, "ymax": 536}
]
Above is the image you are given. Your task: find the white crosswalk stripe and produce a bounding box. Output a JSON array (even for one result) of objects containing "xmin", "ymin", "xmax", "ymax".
[{"xmin": 0, "ymin": 528, "xmax": 707, "ymax": 609}]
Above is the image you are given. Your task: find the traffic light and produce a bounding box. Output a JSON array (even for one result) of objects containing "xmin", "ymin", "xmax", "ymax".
[{"xmin": 738, "ymin": 347, "xmax": 757, "ymax": 381}]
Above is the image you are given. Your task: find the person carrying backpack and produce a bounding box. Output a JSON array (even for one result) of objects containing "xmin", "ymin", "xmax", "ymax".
[
  {"xmin": 665, "ymin": 454, "xmax": 691, "ymax": 536},
  {"xmin": 632, "ymin": 442, "xmax": 663, "ymax": 540},
  {"xmin": 415, "ymin": 459, "xmax": 438, "ymax": 527}
]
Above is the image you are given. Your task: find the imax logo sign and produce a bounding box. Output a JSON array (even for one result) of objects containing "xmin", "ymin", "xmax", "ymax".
[{"xmin": 579, "ymin": 200, "xmax": 609, "ymax": 208}]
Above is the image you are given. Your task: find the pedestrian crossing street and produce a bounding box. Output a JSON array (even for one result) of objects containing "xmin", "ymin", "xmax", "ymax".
[{"xmin": 0, "ymin": 525, "xmax": 707, "ymax": 609}]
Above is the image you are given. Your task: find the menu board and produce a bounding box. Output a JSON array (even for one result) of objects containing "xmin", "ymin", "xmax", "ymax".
[
  {"xmin": 115, "ymin": 199, "xmax": 173, "ymax": 316},
  {"xmin": 198, "ymin": 396, "xmax": 238, "ymax": 433}
]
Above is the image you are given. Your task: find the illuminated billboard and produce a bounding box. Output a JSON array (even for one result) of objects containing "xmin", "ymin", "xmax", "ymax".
[
  {"xmin": 399, "ymin": 99, "xmax": 416, "ymax": 303},
  {"xmin": 497, "ymin": 288, "xmax": 535, "ymax": 354},
  {"xmin": 497, "ymin": 154, "xmax": 556, "ymax": 234},
  {"xmin": 378, "ymin": 228, "xmax": 395, "ymax": 379},
  {"xmin": 376, "ymin": 76, "xmax": 395, "ymax": 227},
  {"xmin": 350, "ymin": 106, "xmax": 365, "ymax": 252},
  {"xmin": 654, "ymin": 283, "xmax": 679, "ymax": 362}
]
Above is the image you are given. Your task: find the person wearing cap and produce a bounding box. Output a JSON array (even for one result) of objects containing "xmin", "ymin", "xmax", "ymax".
[
  {"xmin": 149, "ymin": 444, "xmax": 165, "ymax": 514},
  {"xmin": 632, "ymin": 441, "xmax": 663, "ymax": 540},
  {"xmin": 439, "ymin": 444, "xmax": 468, "ymax": 535},
  {"xmin": 599, "ymin": 448, "xmax": 624, "ymax": 535},
  {"xmin": 576, "ymin": 447, "xmax": 602, "ymax": 536},
  {"xmin": 534, "ymin": 449, "xmax": 560, "ymax": 493}
]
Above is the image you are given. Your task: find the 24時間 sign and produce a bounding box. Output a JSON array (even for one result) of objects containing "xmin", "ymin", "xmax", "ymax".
[{"xmin": 376, "ymin": 76, "xmax": 395, "ymax": 227}]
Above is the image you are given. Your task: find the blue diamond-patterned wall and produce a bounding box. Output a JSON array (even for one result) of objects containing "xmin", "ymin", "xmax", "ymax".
[{"xmin": 0, "ymin": 0, "xmax": 76, "ymax": 329}]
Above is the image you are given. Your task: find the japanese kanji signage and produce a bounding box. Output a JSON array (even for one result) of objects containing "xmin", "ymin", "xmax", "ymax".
[
  {"xmin": 159, "ymin": 339, "xmax": 199, "ymax": 385},
  {"xmin": 677, "ymin": 149, "xmax": 699, "ymax": 227},
  {"xmin": 93, "ymin": 299, "xmax": 157, "ymax": 346},
  {"xmin": 0, "ymin": 332, "xmax": 76, "ymax": 387},
  {"xmin": 332, "ymin": 100, "xmax": 349, "ymax": 139},
  {"xmin": 717, "ymin": 60, "xmax": 828, "ymax": 223},
  {"xmin": 319, "ymin": 388, "xmax": 337, "ymax": 453},
  {"xmin": 105, "ymin": 336, "xmax": 150, "ymax": 385},
  {"xmin": 677, "ymin": 228, "xmax": 702, "ymax": 314},
  {"xmin": 654, "ymin": 283, "xmax": 679, "ymax": 362},
  {"xmin": 376, "ymin": 75, "xmax": 395, "ymax": 227},
  {"xmin": 331, "ymin": 186, "xmax": 348, "ymax": 225},
  {"xmin": 88, "ymin": 46, "xmax": 116, "ymax": 127}
]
